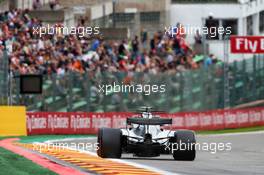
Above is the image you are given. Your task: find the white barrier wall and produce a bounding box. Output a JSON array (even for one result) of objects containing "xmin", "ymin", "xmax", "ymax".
[
  {"xmin": 170, "ymin": 4, "xmax": 243, "ymax": 43},
  {"xmin": 170, "ymin": 2, "xmax": 264, "ymax": 61}
]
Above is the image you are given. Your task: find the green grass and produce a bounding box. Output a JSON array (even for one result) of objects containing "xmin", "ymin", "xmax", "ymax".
[
  {"xmin": 198, "ymin": 125, "xmax": 264, "ymax": 135},
  {"xmin": 0, "ymin": 134, "xmax": 95, "ymax": 143},
  {"xmin": 0, "ymin": 147, "xmax": 57, "ymax": 175},
  {"xmin": 18, "ymin": 135, "xmax": 95, "ymax": 143}
]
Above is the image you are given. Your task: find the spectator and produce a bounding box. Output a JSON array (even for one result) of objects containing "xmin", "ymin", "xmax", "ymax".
[
  {"xmin": 204, "ymin": 54, "xmax": 214, "ymax": 68},
  {"xmin": 33, "ymin": 0, "xmax": 42, "ymax": 10},
  {"xmin": 49, "ymin": 0, "xmax": 58, "ymax": 10},
  {"xmin": 194, "ymin": 30, "xmax": 202, "ymax": 44},
  {"xmin": 0, "ymin": 9, "xmax": 218, "ymax": 76},
  {"xmin": 132, "ymin": 35, "xmax": 139, "ymax": 58},
  {"xmin": 140, "ymin": 28, "xmax": 148, "ymax": 49}
]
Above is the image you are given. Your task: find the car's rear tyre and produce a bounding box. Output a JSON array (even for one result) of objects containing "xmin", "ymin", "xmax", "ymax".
[
  {"xmin": 172, "ymin": 130, "xmax": 196, "ymax": 161},
  {"xmin": 97, "ymin": 128, "xmax": 122, "ymax": 158}
]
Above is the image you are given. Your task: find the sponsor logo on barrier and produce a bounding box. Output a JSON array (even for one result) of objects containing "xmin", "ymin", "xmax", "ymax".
[
  {"xmin": 92, "ymin": 114, "xmax": 111, "ymax": 128},
  {"xmin": 26, "ymin": 107, "xmax": 264, "ymax": 135},
  {"xmin": 112, "ymin": 115, "xmax": 127, "ymax": 128},
  {"xmin": 70, "ymin": 114, "xmax": 91, "ymax": 131},
  {"xmin": 262, "ymin": 110, "xmax": 264, "ymax": 122},
  {"xmin": 224, "ymin": 112, "xmax": 237, "ymax": 125},
  {"xmin": 236, "ymin": 111, "xmax": 249, "ymax": 124},
  {"xmin": 48, "ymin": 114, "xmax": 69, "ymax": 131},
  {"xmin": 172, "ymin": 116, "xmax": 184, "ymax": 128},
  {"xmin": 230, "ymin": 36, "xmax": 264, "ymax": 54},
  {"xmin": 27, "ymin": 115, "xmax": 47, "ymax": 132},
  {"xmin": 185, "ymin": 114, "xmax": 199, "ymax": 128},
  {"xmin": 249, "ymin": 111, "xmax": 262, "ymax": 123},
  {"xmin": 212, "ymin": 112, "xmax": 224, "ymax": 126},
  {"xmin": 199, "ymin": 113, "xmax": 212, "ymax": 126}
]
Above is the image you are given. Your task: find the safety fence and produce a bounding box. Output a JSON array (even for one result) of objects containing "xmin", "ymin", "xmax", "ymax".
[
  {"xmin": 26, "ymin": 107, "xmax": 264, "ymax": 135},
  {"xmin": 0, "ymin": 50, "xmax": 8, "ymax": 105},
  {"xmin": 6, "ymin": 55, "xmax": 264, "ymax": 113}
]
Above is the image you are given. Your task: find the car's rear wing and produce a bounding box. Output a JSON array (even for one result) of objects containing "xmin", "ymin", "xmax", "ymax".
[{"xmin": 127, "ymin": 117, "xmax": 172, "ymax": 125}]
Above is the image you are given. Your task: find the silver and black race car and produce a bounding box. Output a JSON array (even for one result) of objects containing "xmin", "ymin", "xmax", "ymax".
[{"xmin": 97, "ymin": 107, "xmax": 196, "ymax": 161}]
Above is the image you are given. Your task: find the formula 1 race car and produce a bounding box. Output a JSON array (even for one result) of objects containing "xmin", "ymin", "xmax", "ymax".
[{"xmin": 97, "ymin": 107, "xmax": 196, "ymax": 161}]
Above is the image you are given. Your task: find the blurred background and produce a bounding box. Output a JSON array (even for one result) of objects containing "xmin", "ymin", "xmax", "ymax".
[{"xmin": 0, "ymin": 0, "xmax": 263, "ymax": 112}]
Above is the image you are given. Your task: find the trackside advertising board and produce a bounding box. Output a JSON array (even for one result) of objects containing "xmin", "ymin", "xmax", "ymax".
[
  {"xmin": 230, "ymin": 36, "xmax": 264, "ymax": 54},
  {"xmin": 26, "ymin": 107, "xmax": 264, "ymax": 135}
]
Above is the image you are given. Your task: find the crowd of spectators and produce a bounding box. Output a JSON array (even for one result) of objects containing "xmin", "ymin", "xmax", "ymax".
[{"xmin": 0, "ymin": 9, "xmax": 220, "ymax": 76}]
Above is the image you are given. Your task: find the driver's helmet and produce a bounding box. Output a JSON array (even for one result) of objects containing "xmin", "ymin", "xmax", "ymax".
[{"xmin": 142, "ymin": 112, "xmax": 153, "ymax": 118}]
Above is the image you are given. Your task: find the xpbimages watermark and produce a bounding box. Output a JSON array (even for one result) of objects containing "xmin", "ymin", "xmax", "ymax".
[
  {"xmin": 30, "ymin": 142, "xmax": 99, "ymax": 153},
  {"xmin": 165, "ymin": 141, "xmax": 232, "ymax": 154},
  {"xmin": 165, "ymin": 24, "xmax": 232, "ymax": 38},
  {"xmin": 32, "ymin": 24, "xmax": 100, "ymax": 37},
  {"xmin": 98, "ymin": 82, "xmax": 166, "ymax": 96}
]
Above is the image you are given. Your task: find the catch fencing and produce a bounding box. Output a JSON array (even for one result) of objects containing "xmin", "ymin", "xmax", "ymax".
[{"xmin": 7, "ymin": 55, "xmax": 264, "ymax": 113}]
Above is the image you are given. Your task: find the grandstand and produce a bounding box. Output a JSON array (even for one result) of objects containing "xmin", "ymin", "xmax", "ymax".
[{"xmin": 0, "ymin": 1, "xmax": 263, "ymax": 113}]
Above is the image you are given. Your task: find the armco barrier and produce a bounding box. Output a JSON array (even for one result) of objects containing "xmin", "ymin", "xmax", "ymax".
[{"xmin": 26, "ymin": 107, "xmax": 264, "ymax": 135}]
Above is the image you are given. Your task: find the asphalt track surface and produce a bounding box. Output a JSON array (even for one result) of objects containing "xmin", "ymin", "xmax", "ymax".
[{"xmin": 54, "ymin": 131, "xmax": 264, "ymax": 175}]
